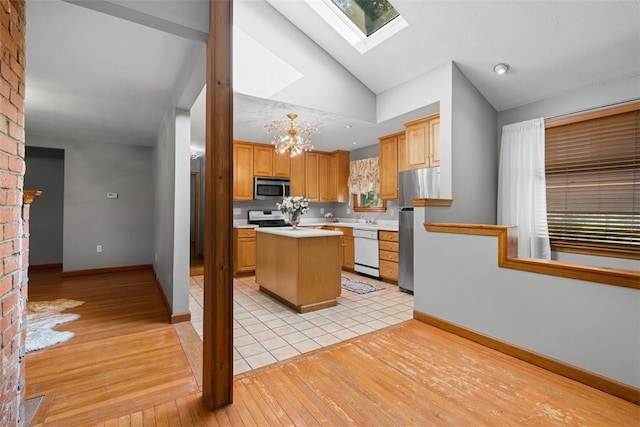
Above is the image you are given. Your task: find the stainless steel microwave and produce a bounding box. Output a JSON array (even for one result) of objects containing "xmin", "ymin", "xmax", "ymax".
[{"xmin": 253, "ymin": 177, "xmax": 290, "ymax": 200}]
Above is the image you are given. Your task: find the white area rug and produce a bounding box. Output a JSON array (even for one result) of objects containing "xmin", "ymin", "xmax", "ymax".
[{"xmin": 26, "ymin": 299, "xmax": 84, "ymax": 353}]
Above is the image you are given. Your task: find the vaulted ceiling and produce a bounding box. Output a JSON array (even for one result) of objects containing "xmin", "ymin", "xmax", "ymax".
[{"xmin": 25, "ymin": 0, "xmax": 640, "ymax": 153}]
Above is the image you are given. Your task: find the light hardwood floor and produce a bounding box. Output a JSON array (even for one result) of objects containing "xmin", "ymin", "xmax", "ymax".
[{"xmin": 25, "ymin": 267, "xmax": 639, "ymax": 426}]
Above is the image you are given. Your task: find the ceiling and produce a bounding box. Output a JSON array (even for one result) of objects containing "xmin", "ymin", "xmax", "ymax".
[{"xmin": 25, "ymin": 0, "xmax": 640, "ymax": 153}]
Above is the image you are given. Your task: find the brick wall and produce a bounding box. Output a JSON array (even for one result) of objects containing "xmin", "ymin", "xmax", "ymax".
[{"xmin": 0, "ymin": 0, "xmax": 27, "ymax": 425}]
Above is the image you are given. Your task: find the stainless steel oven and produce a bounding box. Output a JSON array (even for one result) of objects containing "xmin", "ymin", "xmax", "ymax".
[{"xmin": 253, "ymin": 177, "xmax": 290, "ymax": 200}]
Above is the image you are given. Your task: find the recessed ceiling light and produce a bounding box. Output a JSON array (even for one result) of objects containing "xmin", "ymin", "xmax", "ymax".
[
  {"xmin": 345, "ymin": 124, "xmax": 352, "ymax": 129},
  {"xmin": 352, "ymin": 141, "xmax": 357, "ymax": 145},
  {"xmin": 493, "ymin": 63, "xmax": 510, "ymax": 75}
]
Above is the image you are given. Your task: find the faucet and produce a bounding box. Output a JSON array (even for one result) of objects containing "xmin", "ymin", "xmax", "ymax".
[{"xmin": 365, "ymin": 216, "xmax": 379, "ymax": 224}]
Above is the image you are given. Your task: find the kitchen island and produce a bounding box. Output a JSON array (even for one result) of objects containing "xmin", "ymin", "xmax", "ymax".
[{"xmin": 256, "ymin": 227, "xmax": 342, "ymax": 313}]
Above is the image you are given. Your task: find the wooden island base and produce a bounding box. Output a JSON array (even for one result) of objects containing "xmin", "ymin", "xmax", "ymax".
[{"xmin": 256, "ymin": 228, "xmax": 342, "ymax": 314}]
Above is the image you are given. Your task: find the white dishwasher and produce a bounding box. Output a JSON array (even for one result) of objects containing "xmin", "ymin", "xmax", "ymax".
[{"xmin": 353, "ymin": 228, "xmax": 379, "ymax": 278}]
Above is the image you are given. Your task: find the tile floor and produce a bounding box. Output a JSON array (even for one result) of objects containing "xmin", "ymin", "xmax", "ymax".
[{"xmin": 189, "ymin": 272, "xmax": 414, "ymax": 375}]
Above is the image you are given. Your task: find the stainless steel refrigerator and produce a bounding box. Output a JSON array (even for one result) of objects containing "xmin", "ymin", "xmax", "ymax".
[{"xmin": 398, "ymin": 167, "xmax": 440, "ymax": 293}]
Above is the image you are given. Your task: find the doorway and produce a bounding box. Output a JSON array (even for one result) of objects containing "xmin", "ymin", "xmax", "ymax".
[{"xmin": 24, "ymin": 146, "xmax": 65, "ymax": 269}]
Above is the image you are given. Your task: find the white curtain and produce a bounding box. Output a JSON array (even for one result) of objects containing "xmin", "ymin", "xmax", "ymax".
[{"xmin": 497, "ymin": 118, "xmax": 551, "ymax": 259}]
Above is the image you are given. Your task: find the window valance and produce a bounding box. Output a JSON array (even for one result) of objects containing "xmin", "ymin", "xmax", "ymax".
[{"xmin": 348, "ymin": 157, "xmax": 379, "ymax": 195}]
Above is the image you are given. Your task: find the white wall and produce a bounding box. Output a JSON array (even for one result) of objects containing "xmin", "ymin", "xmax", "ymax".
[
  {"xmin": 414, "ymin": 206, "xmax": 639, "ymax": 388},
  {"xmin": 26, "ymin": 134, "xmax": 154, "ymax": 272},
  {"xmin": 234, "ymin": 0, "xmax": 376, "ymax": 122},
  {"xmin": 497, "ymin": 75, "xmax": 640, "ymax": 139}
]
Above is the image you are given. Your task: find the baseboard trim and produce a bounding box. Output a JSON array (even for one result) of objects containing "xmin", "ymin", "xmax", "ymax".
[
  {"xmin": 413, "ymin": 310, "xmax": 640, "ymax": 405},
  {"xmin": 171, "ymin": 312, "xmax": 192, "ymax": 324},
  {"xmin": 61, "ymin": 264, "xmax": 152, "ymax": 277},
  {"xmin": 29, "ymin": 263, "xmax": 62, "ymax": 270},
  {"xmin": 151, "ymin": 268, "xmax": 191, "ymax": 324}
]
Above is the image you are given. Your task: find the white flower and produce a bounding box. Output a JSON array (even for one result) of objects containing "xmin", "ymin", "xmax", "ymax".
[{"xmin": 277, "ymin": 196, "xmax": 310, "ymax": 216}]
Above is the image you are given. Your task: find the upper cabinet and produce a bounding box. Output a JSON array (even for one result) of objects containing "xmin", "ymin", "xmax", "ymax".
[
  {"xmin": 379, "ymin": 114, "xmax": 440, "ymax": 201},
  {"xmin": 379, "ymin": 132, "xmax": 402, "ymax": 200},
  {"xmin": 233, "ymin": 142, "xmax": 254, "ymax": 201},
  {"xmin": 254, "ymin": 144, "xmax": 290, "ymax": 178},
  {"xmin": 290, "ymin": 150, "xmax": 349, "ymax": 202},
  {"xmin": 234, "ymin": 141, "xmax": 292, "ymax": 201},
  {"xmin": 403, "ymin": 114, "xmax": 440, "ymax": 169}
]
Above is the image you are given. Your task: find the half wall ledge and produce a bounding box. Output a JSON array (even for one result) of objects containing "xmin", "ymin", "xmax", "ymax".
[{"xmin": 424, "ymin": 223, "xmax": 639, "ymax": 289}]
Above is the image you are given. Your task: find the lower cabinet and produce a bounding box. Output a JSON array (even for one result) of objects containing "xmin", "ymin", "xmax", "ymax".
[
  {"xmin": 324, "ymin": 226, "xmax": 354, "ymax": 271},
  {"xmin": 233, "ymin": 228, "xmax": 256, "ymax": 276},
  {"xmin": 378, "ymin": 230, "xmax": 399, "ymax": 282}
]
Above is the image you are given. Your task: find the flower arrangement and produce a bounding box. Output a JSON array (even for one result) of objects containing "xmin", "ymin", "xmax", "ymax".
[
  {"xmin": 277, "ymin": 196, "xmax": 309, "ymax": 228},
  {"xmin": 277, "ymin": 196, "xmax": 310, "ymax": 217}
]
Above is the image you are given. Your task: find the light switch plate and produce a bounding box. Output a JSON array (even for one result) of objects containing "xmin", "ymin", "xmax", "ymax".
[
  {"xmin": 233, "ymin": 208, "xmax": 241, "ymax": 215},
  {"xmin": 107, "ymin": 193, "xmax": 118, "ymax": 199}
]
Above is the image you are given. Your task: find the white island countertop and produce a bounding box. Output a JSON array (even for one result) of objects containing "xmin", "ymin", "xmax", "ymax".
[{"xmin": 256, "ymin": 227, "xmax": 342, "ymax": 238}]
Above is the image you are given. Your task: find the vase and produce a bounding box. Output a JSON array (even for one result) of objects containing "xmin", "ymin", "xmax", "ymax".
[{"xmin": 289, "ymin": 212, "xmax": 300, "ymax": 229}]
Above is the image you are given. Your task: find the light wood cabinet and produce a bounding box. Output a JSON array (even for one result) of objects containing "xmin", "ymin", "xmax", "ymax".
[
  {"xmin": 319, "ymin": 153, "xmax": 331, "ymax": 202},
  {"xmin": 378, "ymin": 230, "xmax": 399, "ymax": 282},
  {"xmin": 404, "ymin": 114, "xmax": 440, "ymax": 169},
  {"xmin": 254, "ymin": 144, "xmax": 290, "ymax": 178},
  {"xmin": 325, "ymin": 226, "xmax": 354, "ymax": 271},
  {"xmin": 253, "ymin": 145, "xmax": 273, "ymax": 177},
  {"xmin": 233, "ymin": 142, "xmax": 254, "ymax": 201},
  {"xmin": 273, "ymin": 151, "xmax": 291, "ymax": 177},
  {"xmin": 333, "ymin": 150, "xmax": 350, "ymax": 203},
  {"xmin": 233, "ymin": 228, "xmax": 257, "ymax": 276},
  {"xmin": 234, "ymin": 141, "xmax": 292, "ymax": 201},
  {"xmin": 290, "ymin": 153, "xmax": 305, "ymax": 196},
  {"xmin": 304, "ymin": 152, "xmax": 320, "ymax": 201},
  {"xmin": 343, "ymin": 233, "xmax": 354, "ymax": 271},
  {"xmin": 298, "ymin": 150, "xmax": 349, "ymax": 202},
  {"xmin": 234, "ymin": 142, "xmax": 347, "ymax": 201},
  {"xmin": 379, "ymin": 132, "xmax": 402, "ymax": 200}
]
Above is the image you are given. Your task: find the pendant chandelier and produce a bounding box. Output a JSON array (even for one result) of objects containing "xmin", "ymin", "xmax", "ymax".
[{"xmin": 265, "ymin": 113, "xmax": 317, "ymax": 158}]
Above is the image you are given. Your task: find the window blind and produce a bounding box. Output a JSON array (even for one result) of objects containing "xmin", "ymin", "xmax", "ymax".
[{"xmin": 545, "ymin": 107, "xmax": 639, "ymax": 252}]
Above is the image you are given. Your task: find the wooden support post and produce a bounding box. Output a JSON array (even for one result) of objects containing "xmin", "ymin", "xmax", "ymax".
[{"xmin": 202, "ymin": 0, "xmax": 233, "ymax": 410}]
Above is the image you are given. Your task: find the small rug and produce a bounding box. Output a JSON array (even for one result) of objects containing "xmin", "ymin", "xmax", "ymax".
[
  {"xmin": 26, "ymin": 299, "xmax": 84, "ymax": 353},
  {"xmin": 341, "ymin": 276, "xmax": 383, "ymax": 295}
]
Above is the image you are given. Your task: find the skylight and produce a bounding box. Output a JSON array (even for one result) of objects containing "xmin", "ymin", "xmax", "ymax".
[
  {"xmin": 330, "ymin": 0, "xmax": 399, "ymax": 37},
  {"xmin": 305, "ymin": 0, "xmax": 408, "ymax": 54}
]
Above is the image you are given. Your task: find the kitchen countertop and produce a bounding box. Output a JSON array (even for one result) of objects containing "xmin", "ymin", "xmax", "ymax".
[
  {"xmin": 256, "ymin": 227, "xmax": 342, "ymax": 238},
  {"xmin": 234, "ymin": 219, "xmax": 399, "ymax": 232}
]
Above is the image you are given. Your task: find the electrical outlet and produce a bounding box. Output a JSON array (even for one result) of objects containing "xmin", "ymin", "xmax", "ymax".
[
  {"xmin": 107, "ymin": 192, "xmax": 118, "ymax": 199},
  {"xmin": 96, "ymin": 245, "xmax": 102, "ymax": 253},
  {"xmin": 346, "ymin": 208, "xmax": 351, "ymax": 214},
  {"xmin": 320, "ymin": 208, "xmax": 324, "ymax": 215},
  {"xmin": 390, "ymin": 208, "xmax": 395, "ymax": 216},
  {"xmin": 233, "ymin": 208, "xmax": 241, "ymax": 215}
]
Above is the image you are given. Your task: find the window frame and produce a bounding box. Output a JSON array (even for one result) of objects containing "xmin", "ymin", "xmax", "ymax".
[{"xmin": 544, "ymin": 102, "xmax": 640, "ymax": 260}]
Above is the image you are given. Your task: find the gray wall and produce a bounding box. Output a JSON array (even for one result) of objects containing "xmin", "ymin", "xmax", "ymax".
[
  {"xmin": 414, "ymin": 207, "xmax": 639, "ymax": 388},
  {"xmin": 152, "ymin": 107, "xmax": 190, "ymax": 316},
  {"xmin": 412, "ymin": 74, "xmax": 640, "ymax": 390},
  {"xmin": 24, "ymin": 148, "xmax": 64, "ymax": 266},
  {"xmin": 425, "ymin": 63, "xmax": 498, "ymax": 224},
  {"xmin": 25, "ymin": 134, "xmax": 154, "ymax": 272}
]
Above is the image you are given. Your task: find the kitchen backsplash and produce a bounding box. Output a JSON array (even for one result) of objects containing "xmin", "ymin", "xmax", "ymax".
[{"xmin": 233, "ymin": 200, "xmax": 400, "ymax": 223}]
